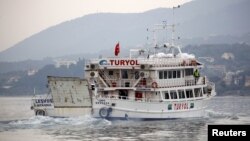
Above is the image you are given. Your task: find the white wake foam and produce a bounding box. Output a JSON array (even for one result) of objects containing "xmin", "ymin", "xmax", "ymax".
[
  {"xmin": 9, "ymin": 116, "xmax": 111, "ymax": 127},
  {"xmin": 205, "ymin": 110, "xmax": 239, "ymax": 120}
]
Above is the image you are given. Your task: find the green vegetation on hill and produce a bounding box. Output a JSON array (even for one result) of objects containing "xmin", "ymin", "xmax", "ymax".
[
  {"xmin": 1, "ymin": 43, "xmax": 250, "ymax": 96},
  {"xmin": 184, "ymin": 43, "xmax": 250, "ymax": 71},
  {"xmin": 0, "ymin": 59, "xmax": 85, "ymax": 95},
  {"xmin": 183, "ymin": 43, "xmax": 250, "ymax": 95}
]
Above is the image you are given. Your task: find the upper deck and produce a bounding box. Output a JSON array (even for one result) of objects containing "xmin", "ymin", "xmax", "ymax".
[{"xmin": 85, "ymin": 55, "xmax": 206, "ymax": 90}]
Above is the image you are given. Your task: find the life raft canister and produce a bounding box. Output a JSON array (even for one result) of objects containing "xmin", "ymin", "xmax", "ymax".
[{"xmin": 152, "ymin": 82, "xmax": 158, "ymax": 88}]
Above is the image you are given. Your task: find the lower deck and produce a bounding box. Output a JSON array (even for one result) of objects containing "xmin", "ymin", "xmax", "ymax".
[{"xmin": 92, "ymin": 84, "xmax": 215, "ymax": 119}]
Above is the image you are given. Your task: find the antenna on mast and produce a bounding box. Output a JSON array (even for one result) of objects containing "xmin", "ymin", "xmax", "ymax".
[
  {"xmin": 172, "ymin": 5, "xmax": 180, "ymax": 46},
  {"xmin": 145, "ymin": 5, "xmax": 180, "ymax": 56}
]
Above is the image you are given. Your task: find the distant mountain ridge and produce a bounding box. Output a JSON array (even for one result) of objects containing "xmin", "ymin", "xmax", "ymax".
[{"xmin": 0, "ymin": 0, "xmax": 249, "ymax": 62}]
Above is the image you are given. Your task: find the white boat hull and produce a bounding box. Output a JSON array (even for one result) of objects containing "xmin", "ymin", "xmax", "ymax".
[
  {"xmin": 92, "ymin": 97, "xmax": 211, "ymax": 119},
  {"xmin": 100, "ymin": 108, "xmax": 205, "ymax": 119}
]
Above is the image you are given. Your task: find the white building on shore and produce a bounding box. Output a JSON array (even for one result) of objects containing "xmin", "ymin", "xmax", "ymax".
[{"xmin": 54, "ymin": 59, "xmax": 77, "ymax": 68}]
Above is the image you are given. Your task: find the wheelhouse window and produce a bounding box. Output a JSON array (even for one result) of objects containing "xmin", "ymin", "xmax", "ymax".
[
  {"xmin": 159, "ymin": 71, "xmax": 163, "ymax": 79},
  {"xmin": 164, "ymin": 71, "xmax": 168, "ymax": 79},
  {"xmin": 173, "ymin": 71, "xmax": 177, "ymax": 78},
  {"xmin": 158, "ymin": 70, "xmax": 182, "ymax": 79},
  {"xmin": 194, "ymin": 88, "xmax": 201, "ymax": 97},
  {"xmin": 170, "ymin": 90, "xmax": 178, "ymax": 99},
  {"xmin": 177, "ymin": 70, "xmax": 181, "ymax": 78},
  {"xmin": 168, "ymin": 71, "xmax": 173, "ymax": 79},
  {"xmin": 185, "ymin": 68, "xmax": 193, "ymax": 76},
  {"xmin": 178, "ymin": 90, "xmax": 185, "ymax": 99},
  {"xmin": 165, "ymin": 91, "xmax": 170, "ymax": 99},
  {"xmin": 186, "ymin": 89, "xmax": 193, "ymax": 98},
  {"xmin": 194, "ymin": 88, "xmax": 202, "ymax": 97}
]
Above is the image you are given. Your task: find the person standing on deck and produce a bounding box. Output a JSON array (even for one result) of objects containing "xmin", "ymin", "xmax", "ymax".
[{"xmin": 193, "ymin": 69, "xmax": 200, "ymax": 84}]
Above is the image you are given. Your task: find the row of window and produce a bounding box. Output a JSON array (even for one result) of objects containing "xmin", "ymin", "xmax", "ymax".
[
  {"xmin": 110, "ymin": 70, "xmax": 140, "ymax": 79},
  {"xmin": 185, "ymin": 68, "xmax": 194, "ymax": 76},
  {"xmin": 159, "ymin": 70, "xmax": 181, "ymax": 79},
  {"xmin": 158, "ymin": 69, "xmax": 194, "ymax": 79},
  {"xmin": 164, "ymin": 87, "xmax": 207, "ymax": 100}
]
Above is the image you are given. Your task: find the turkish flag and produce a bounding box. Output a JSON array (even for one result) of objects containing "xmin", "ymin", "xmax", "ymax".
[{"xmin": 114, "ymin": 42, "xmax": 120, "ymax": 56}]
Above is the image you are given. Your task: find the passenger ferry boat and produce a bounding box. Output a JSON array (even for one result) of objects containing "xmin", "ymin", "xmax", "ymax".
[
  {"xmin": 85, "ymin": 42, "xmax": 216, "ymax": 119},
  {"xmin": 31, "ymin": 18, "xmax": 216, "ymax": 119}
]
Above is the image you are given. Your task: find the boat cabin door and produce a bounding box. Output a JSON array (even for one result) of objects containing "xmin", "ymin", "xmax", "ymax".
[
  {"xmin": 119, "ymin": 90, "xmax": 128, "ymax": 99},
  {"xmin": 135, "ymin": 92, "xmax": 143, "ymax": 101}
]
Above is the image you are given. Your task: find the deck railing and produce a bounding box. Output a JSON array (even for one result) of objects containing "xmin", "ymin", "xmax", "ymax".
[
  {"xmin": 96, "ymin": 76, "xmax": 207, "ymax": 89},
  {"xmin": 98, "ymin": 79, "xmax": 138, "ymax": 88},
  {"xmin": 96, "ymin": 95, "xmax": 160, "ymax": 102},
  {"xmin": 139, "ymin": 58, "xmax": 196, "ymax": 67}
]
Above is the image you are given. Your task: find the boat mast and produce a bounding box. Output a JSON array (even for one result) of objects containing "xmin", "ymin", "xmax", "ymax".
[
  {"xmin": 145, "ymin": 5, "xmax": 181, "ymax": 56},
  {"xmin": 172, "ymin": 5, "xmax": 180, "ymax": 53}
]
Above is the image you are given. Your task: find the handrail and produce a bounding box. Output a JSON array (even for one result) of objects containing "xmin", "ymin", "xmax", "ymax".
[
  {"xmin": 97, "ymin": 76, "xmax": 207, "ymax": 89},
  {"xmin": 96, "ymin": 95, "xmax": 161, "ymax": 102}
]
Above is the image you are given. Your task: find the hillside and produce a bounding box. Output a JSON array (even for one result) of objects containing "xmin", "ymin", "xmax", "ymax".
[
  {"xmin": 0, "ymin": 59, "xmax": 85, "ymax": 95},
  {"xmin": 183, "ymin": 43, "xmax": 250, "ymax": 95},
  {"xmin": 0, "ymin": 0, "xmax": 249, "ymax": 61},
  {"xmin": 0, "ymin": 58, "xmax": 53, "ymax": 73},
  {"xmin": 0, "ymin": 43, "xmax": 250, "ymax": 96}
]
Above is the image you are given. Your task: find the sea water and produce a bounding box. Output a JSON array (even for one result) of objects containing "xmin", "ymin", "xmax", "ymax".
[{"xmin": 0, "ymin": 96, "xmax": 250, "ymax": 141}]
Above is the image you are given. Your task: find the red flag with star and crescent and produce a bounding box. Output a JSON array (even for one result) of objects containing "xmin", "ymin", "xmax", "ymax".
[{"xmin": 114, "ymin": 42, "xmax": 120, "ymax": 56}]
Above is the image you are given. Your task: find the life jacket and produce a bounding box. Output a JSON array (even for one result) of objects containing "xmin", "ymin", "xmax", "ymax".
[{"xmin": 194, "ymin": 69, "xmax": 200, "ymax": 77}]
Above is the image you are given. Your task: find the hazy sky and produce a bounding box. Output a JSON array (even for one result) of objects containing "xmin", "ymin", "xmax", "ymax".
[{"xmin": 0, "ymin": 0, "xmax": 190, "ymax": 52}]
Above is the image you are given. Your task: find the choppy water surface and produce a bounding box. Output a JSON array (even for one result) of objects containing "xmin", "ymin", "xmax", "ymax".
[{"xmin": 0, "ymin": 96, "xmax": 250, "ymax": 141}]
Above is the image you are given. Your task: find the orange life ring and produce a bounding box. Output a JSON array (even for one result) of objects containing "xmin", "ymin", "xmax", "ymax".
[{"xmin": 152, "ymin": 82, "xmax": 158, "ymax": 88}]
